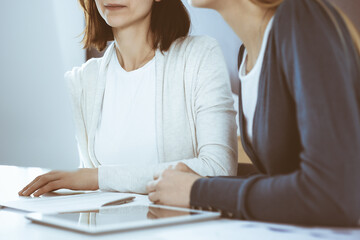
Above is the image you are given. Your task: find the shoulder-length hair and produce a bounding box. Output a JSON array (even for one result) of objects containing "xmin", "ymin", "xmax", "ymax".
[{"xmin": 78, "ymin": 0, "xmax": 191, "ymax": 52}]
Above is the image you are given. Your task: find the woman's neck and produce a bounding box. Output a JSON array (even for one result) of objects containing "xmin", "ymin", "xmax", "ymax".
[
  {"xmin": 218, "ymin": 0, "xmax": 275, "ymax": 72},
  {"xmin": 112, "ymin": 17, "xmax": 155, "ymax": 72}
]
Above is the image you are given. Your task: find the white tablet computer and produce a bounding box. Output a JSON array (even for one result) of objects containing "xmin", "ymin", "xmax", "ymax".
[{"xmin": 26, "ymin": 204, "xmax": 220, "ymax": 234}]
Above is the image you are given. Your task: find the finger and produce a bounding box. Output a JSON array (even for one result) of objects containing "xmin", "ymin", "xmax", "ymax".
[
  {"xmin": 175, "ymin": 162, "xmax": 189, "ymax": 171},
  {"xmin": 21, "ymin": 173, "xmax": 61, "ymax": 196},
  {"xmin": 153, "ymin": 170, "xmax": 161, "ymax": 180},
  {"xmin": 146, "ymin": 181, "xmax": 157, "ymax": 193},
  {"xmin": 33, "ymin": 180, "xmax": 64, "ymax": 197},
  {"xmin": 154, "ymin": 164, "xmax": 175, "ymax": 180},
  {"xmin": 18, "ymin": 171, "xmax": 57, "ymax": 195},
  {"xmin": 175, "ymin": 163, "xmax": 198, "ymax": 175},
  {"xmin": 148, "ymin": 191, "xmax": 160, "ymax": 203},
  {"xmin": 19, "ymin": 174, "xmax": 45, "ymax": 195}
]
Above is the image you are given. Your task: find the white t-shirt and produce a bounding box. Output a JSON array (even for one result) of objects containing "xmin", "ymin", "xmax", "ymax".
[
  {"xmin": 95, "ymin": 51, "xmax": 158, "ymax": 166},
  {"xmin": 239, "ymin": 17, "xmax": 274, "ymax": 142}
]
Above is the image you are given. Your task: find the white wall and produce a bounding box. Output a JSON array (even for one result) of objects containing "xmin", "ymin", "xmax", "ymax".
[
  {"xmin": 183, "ymin": 1, "xmax": 242, "ymax": 93},
  {"xmin": 0, "ymin": 0, "xmax": 85, "ymax": 170}
]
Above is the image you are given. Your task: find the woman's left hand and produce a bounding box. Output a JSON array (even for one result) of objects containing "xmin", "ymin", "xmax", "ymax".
[
  {"xmin": 18, "ymin": 168, "xmax": 99, "ymax": 197},
  {"xmin": 146, "ymin": 163, "xmax": 202, "ymax": 208}
]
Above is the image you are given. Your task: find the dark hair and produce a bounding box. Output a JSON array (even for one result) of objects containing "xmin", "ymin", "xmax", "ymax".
[{"xmin": 78, "ymin": 0, "xmax": 191, "ymax": 52}]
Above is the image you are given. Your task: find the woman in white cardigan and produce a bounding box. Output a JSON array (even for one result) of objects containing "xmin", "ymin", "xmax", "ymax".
[{"xmin": 19, "ymin": 0, "xmax": 237, "ymax": 196}]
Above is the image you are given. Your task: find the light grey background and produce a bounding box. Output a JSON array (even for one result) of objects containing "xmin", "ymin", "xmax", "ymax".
[
  {"xmin": 0, "ymin": 0, "xmax": 85, "ymax": 170},
  {"xmin": 183, "ymin": 1, "xmax": 242, "ymax": 92},
  {"xmin": 0, "ymin": 1, "xmax": 240, "ymax": 170}
]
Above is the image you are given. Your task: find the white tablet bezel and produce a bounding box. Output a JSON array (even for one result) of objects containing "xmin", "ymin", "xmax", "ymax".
[{"xmin": 26, "ymin": 204, "xmax": 220, "ymax": 234}]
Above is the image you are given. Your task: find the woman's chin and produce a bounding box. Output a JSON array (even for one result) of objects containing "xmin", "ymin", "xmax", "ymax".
[
  {"xmin": 105, "ymin": 18, "xmax": 131, "ymax": 29},
  {"xmin": 187, "ymin": 0, "xmax": 213, "ymax": 8}
]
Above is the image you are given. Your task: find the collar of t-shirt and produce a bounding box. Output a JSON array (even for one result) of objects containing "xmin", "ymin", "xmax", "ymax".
[{"xmin": 238, "ymin": 16, "xmax": 275, "ymax": 143}]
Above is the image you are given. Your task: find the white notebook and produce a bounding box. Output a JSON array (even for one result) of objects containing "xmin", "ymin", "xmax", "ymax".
[{"xmin": 0, "ymin": 191, "xmax": 139, "ymax": 213}]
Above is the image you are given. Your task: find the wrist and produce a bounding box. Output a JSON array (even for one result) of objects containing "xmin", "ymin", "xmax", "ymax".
[
  {"xmin": 92, "ymin": 168, "xmax": 99, "ymax": 190},
  {"xmin": 77, "ymin": 168, "xmax": 99, "ymax": 190}
]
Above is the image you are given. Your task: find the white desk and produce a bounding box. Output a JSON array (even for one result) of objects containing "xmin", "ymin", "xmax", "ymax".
[{"xmin": 1, "ymin": 165, "xmax": 359, "ymax": 240}]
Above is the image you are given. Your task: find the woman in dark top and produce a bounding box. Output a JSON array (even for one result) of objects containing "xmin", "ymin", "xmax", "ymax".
[{"xmin": 147, "ymin": 0, "xmax": 360, "ymax": 227}]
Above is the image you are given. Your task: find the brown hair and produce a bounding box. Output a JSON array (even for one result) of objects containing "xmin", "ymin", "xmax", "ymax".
[
  {"xmin": 250, "ymin": 0, "xmax": 360, "ymax": 54},
  {"xmin": 78, "ymin": 0, "xmax": 191, "ymax": 52}
]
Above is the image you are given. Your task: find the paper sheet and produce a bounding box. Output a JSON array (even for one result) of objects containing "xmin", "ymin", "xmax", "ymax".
[{"xmin": 0, "ymin": 191, "xmax": 141, "ymax": 213}]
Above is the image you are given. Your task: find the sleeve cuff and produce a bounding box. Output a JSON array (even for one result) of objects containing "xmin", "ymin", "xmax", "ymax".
[
  {"xmin": 190, "ymin": 177, "xmax": 244, "ymax": 218},
  {"xmin": 98, "ymin": 165, "xmax": 112, "ymax": 191}
]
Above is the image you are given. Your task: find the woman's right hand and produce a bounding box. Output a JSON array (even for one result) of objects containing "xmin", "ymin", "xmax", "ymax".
[
  {"xmin": 147, "ymin": 162, "xmax": 202, "ymax": 208},
  {"xmin": 18, "ymin": 168, "xmax": 99, "ymax": 197}
]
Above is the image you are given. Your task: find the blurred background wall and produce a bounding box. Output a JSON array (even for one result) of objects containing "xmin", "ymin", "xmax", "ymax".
[
  {"xmin": 0, "ymin": 0, "xmax": 84, "ymax": 170},
  {"xmin": 182, "ymin": 1, "xmax": 242, "ymax": 93}
]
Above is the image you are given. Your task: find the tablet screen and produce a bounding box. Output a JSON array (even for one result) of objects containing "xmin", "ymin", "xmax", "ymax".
[{"xmin": 45, "ymin": 205, "xmax": 198, "ymax": 227}]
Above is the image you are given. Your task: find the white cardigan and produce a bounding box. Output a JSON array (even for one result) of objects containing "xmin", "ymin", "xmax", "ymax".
[{"xmin": 65, "ymin": 36, "xmax": 238, "ymax": 194}]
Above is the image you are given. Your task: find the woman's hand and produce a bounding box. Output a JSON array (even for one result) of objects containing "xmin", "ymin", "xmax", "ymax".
[
  {"xmin": 18, "ymin": 168, "xmax": 99, "ymax": 197},
  {"xmin": 146, "ymin": 163, "xmax": 202, "ymax": 208}
]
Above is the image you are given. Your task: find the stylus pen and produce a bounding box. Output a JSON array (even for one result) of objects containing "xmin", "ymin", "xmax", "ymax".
[{"xmin": 101, "ymin": 196, "xmax": 136, "ymax": 207}]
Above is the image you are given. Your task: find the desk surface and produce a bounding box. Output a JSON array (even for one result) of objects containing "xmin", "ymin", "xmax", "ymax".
[{"xmin": 1, "ymin": 165, "xmax": 359, "ymax": 240}]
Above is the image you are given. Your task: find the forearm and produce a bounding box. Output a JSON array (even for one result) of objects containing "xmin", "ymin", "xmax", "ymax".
[
  {"xmin": 190, "ymin": 170, "xmax": 359, "ymax": 227},
  {"xmin": 98, "ymin": 149, "xmax": 237, "ymax": 194}
]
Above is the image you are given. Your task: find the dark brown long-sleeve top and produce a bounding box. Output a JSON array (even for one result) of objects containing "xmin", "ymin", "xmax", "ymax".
[{"xmin": 190, "ymin": 0, "xmax": 360, "ymax": 227}]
